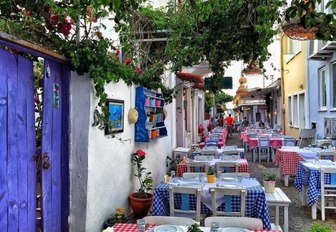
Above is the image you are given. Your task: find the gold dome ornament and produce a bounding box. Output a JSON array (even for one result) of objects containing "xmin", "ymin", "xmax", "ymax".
[{"xmin": 128, "ymin": 108, "xmax": 138, "ymax": 124}]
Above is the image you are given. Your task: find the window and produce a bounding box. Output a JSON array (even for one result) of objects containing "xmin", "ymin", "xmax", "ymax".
[
  {"xmin": 288, "ymin": 92, "xmax": 306, "ymax": 128},
  {"xmin": 319, "ymin": 68, "xmax": 327, "ymax": 108},
  {"xmin": 288, "ymin": 96, "xmax": 292, "ymax": 126},
  {"xmin": 284, "ymin": 37, "xmax": 301, "ymax": 62},
  {"xmin": 332, "ymin": 63, "xmax": 336, "ymax": 108}
]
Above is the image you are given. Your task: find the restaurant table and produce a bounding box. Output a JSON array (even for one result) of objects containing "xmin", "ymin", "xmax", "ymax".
[
  {"xmin": 294, "ymin": 160, "xmax": 336, "ymax": 219},
  {"xmin": 152, "ymin": 179, "xmax": 272, "ymax": 230},
  {"xmin": 273, "ymin": 148, "xmax": 317, "ymax": 186},
  {"xmin": 112, "ymin": 223, "xmax": 282, "ymax": 232},
  {"xmin": 176, "ymin": 158, "xmax": 250, "ymax": 177}
]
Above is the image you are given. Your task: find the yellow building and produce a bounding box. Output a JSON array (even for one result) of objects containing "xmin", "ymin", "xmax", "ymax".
[{"xmin": 281, "ymin": 36, "xmax": 307, "ymax": 138}]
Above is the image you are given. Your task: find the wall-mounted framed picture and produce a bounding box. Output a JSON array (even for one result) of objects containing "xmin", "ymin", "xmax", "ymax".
[{"xmin": 105, "ymin": 99, "xmax": 124, "ymax": 134}]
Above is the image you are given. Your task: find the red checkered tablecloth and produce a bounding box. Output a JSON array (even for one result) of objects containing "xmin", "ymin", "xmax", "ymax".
[
  {"xmin": 112, "ymin": 223, "xmax": 281, "ymax": 232},
  {"xmin": 273, "ymin": 149, "xmax": 304, "ymax": 176},
  {"xmin": 176, "ymin": 159, "xmax": 250, "ymax": 177}
]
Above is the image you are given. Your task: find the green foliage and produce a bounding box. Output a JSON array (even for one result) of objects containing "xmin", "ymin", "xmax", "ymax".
[
  {"xmin": 166, "ymin": 156, "xmax": 181, "ymax": 175},
  {"xmin": 308, "ymin": 223, "xmax": 332, "ymax": 232},
  {"xmin": 187, "ymin": 223, "xmax": 202, "ymax": 232},
  {"xmin": 284, "ymin": 0, "xmax": 336, "ymax": 41},
  {"xmin": 207, "ymin": 166, "xmax": 215, "ymax": 175},
  {"xmin": 263, "ymin": 173, "xmax": 276, "ymax": 181},
  {"xmin": 204, "ymin": 92, "xmax": 215, "ymax": 113}
]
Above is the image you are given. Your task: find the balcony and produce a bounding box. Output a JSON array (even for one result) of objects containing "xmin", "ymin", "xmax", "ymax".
[{"xmin": 309, "ymin": 40, "xmax": 336, "ymax": 60}]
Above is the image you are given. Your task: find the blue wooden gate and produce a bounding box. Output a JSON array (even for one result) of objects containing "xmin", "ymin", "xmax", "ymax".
[{"xmin": 0, "ymin": 47, "xmax": 70, "ymax": 231}]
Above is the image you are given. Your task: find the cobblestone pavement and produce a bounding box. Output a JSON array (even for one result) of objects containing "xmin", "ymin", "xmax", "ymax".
[{"xmin": 225, "ymin": 131, "xmax": 336, "ymax": 232}]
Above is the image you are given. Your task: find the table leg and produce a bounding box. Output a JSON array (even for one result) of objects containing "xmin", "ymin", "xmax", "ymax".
[
  {"xmin": 275, "ymin": 205, "xmax": 279, "ymax": 227},
  {"xmin": 312, "ymin": 203, "xmax": 317, "ymax": 220},
  {"xmin": 300, "ymin": 185, "xmax": 308, "ymax": 205},
  {"xmin": 284, "ymin": 175, "xmax": 289, "ymax": 186},
  {"xmin": 284, "ymin": 206, "xmax": 289, "ymax": 232}
]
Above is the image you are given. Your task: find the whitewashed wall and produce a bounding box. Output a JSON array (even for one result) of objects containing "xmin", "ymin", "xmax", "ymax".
[{"xmin": 69, "ymin": 73, "xmax": 175, "ymax": 231}]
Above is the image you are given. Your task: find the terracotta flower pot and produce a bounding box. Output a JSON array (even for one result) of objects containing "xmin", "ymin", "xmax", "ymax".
[{"xmin": 129, "ymin": 192, "xmax": 153, "ymax": 219}]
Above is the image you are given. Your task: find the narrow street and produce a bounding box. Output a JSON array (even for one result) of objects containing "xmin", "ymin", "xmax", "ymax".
[{"xmin": 225, "ymin": 131, "xmax": 336, "ymax": 232}]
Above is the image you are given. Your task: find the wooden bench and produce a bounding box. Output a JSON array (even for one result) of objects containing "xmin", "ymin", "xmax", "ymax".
[{"xmin": 263, "ymin": 187, "xmax": 291, "ymax": 232}]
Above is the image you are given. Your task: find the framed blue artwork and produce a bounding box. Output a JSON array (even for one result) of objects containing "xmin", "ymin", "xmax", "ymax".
[{"xmin": 105, "ymin": 99, "xmax": 124, "ymax": 134}]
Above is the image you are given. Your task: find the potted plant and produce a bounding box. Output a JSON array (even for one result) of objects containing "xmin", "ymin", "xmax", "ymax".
[
  {"xmin": 207, "ymin": 167, "xmax": 215, "ymax": 183},
  {"xmin": 129, "ymin": 149, "xmax": 154, "ymax": 219},
  {"xmin": 165, "ymin": 156, "xmax": 181, "ymax": 175},
  {"xmin": 263, "ymin": 173, "xmax": 276, "ymax": 193}
]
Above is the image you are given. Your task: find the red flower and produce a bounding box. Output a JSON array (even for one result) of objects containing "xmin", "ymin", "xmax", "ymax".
[
  {"xmin": 25, "ymin": 11, "xmax": 31, "ymax": 16},
  {"xmin": 115, "ymin": 50, "xmax": 120, "ymax": 56},
  {"xmin": 123, "ymin": 58, "xmax": 131, "ymax": 65},
  {"xmin": 136, "ymin": 149, "xmax": 146, "ymax": 157}
]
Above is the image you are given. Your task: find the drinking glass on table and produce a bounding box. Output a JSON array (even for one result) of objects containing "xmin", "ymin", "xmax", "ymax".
[
  {"xmin": 137, "ymin": 219, "xmax": 145, "ymax": 232},
  {"xmin": 170, "ymin": 170, "xmax": 176, "ymax": 182}
]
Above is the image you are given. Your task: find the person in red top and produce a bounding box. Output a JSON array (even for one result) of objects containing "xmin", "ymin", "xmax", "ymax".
[{"xmin": 225, "ymin": 114, "xmax": 234, "ymax": 136}]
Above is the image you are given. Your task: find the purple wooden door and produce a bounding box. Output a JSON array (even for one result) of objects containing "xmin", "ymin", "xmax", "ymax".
[
  {"xmin": 41, "ymin": 59, "xmax": 70, "ymax": 232},
  {"xmin": 0, "ymin": 48, "xmax": 36, "ymax": 231}
]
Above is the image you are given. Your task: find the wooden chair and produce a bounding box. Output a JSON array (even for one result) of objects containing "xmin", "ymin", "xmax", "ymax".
[
  {"xmin": 297, "ymin": 129, "xmax": 316, "ymax": 148},
  {"xmin": 169, "ymin": 186, "xmax": 202, "ymax": 222},
  {"xmin": 143, "ymin": 216, "xmax": 198, "ymax": 226},
  {"xmin": 258, "ymin": 137, "xmax": 271, "ymax": 162},
  {"xmin": 186, "ymin": 161, "xmax": 209, "ymax": 173},
  {"xmin": 215, "ymin": 161, "xmax": 239, "ymax": 173},
  {"xmin": 317, "ymin": 151, "xmax": 336, "ymax": 161},
  {"xmin": 204, "ymin": 216, "xmax": 263, "ymax": 229},
  {"xmin": 183, "ymin": 172, "xmax": 207, "ymax": 179},
  {"xmin": 283, "ymin": 137, "xmax": 296, "ymax": 146},
  {"xmin": 209, "ymin": 186, "xmax": 246, "ymax": 216},
  {"xmin": 201, "ymin": 149, "xmax": 218, "ymax": 158},
  {"xmin": 318, "ymin": 168, "xmax": 336, "ymax": 221},
  {"xmin": 220, "ymin": 172, "xmax": 250, "ymax": 178}
]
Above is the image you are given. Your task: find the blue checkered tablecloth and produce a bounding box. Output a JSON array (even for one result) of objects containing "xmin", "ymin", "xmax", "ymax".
[
  {"xmin": 294, "ymin": 162, "xmax": 332, "ymax": 206},
  {"xmin": 152, "ymin": 182, "xmax": 271, "ymax": 230}
]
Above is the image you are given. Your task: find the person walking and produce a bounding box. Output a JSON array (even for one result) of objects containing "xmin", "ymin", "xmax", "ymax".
[
  {"xmin": 225, "ymin": 114, "xmax": 234, "ymax": 136},
  {"xmin": 241, "ymin": 116, "xmax": 249, "ymax": 130}
]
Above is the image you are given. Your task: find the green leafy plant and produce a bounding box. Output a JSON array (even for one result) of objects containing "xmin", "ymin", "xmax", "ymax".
[
  {"xmin": 309, "ymin": 223, "xmax": 332, "ymax": 232},
  {"xmin": 207, "ymin": 166, "xmax": 215, "ymax": 175},
  {"xmin": 131, "ymin": 149, "xmax": 153, "ymax": 198},
  {"xmin": 263, "ymin": 173, "xmax": 276, "ymax": 181},
  {"xmin": 187, "ymin": 223, "xmax": 202, "ymax": 232}
]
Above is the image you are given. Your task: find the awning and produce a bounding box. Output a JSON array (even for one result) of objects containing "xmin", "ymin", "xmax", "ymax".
[{"xmin": 176, "ymin": 72, "xmax": 204, "ymax": 84}]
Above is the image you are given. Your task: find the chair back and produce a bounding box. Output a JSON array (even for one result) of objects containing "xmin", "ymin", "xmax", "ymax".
[
  {"xmin": 258, "ymin": 137, "xmax": 270, "ymax": 148},
  {"xmin": 201, "ymin": 149, "xmax": 218, "ymax": 158},
  {"xmin": 204, "ymin": 216, "xmax": 263, "ymax": 229},
  {"xmin": 183, "ymin": 172, "xmax": 207, "ymax": 179},
  {"xmin": 143, "ymin": 216, "xmax": 198, "ymax": 226},
  {"xmin": 319, "ymin": 168, "xmax": 336, "ymax": 221},
  {"xmin": 283, "ymin": 137, "xmax": 296, "ymax": 146},
  {"xmin": 209, "ymin": 187, "xmax": 246, "ymax": 217},
  {"xmin": 186, "ymin": 161, "xmax": 209, "ymax": 173},
  {"xmin": 298, "ymin": 129, "xmax": 316, "ymax": 148},
  {"xmin": 215, "ymin": 162, "xmax": 239, "ymax": 173},
  {"xmin": 169, "ymin": 186, "xmax": 202, "ymax": 222},
  {"xmin": 220, "ymin": 172, "xmax": 250, "ymax": 178},
  {"xmin": 247, "ymin": 133, "xmax": 257, "ymax": 138},
  {"xmin": 317, "ymin": 151, "xmax": 336, "ymax": 161},
  {"xmin": 222, "ymin": 150, "xmax": 239, "ymax": 156},
  {"xmin": 222, "ymin": 145, "xmax": 238, "ymax": 150}
]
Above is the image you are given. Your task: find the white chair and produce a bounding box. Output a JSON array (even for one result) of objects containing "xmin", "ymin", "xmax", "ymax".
[
  {"xmin": 209, "ymin": 186, "xmax": 246, "ymax": 216},
  {"xmin": 318, "ymin": 168, "xmax": 336, "ymax": 221},
  {"xmin": 169, "ymin": 186, "xmax": 202, "ymax": 222},
  {"xmin": 222, "ymin": 150, "xmax": 239, "ymax": 156},
  {"xmin": 143, "ymin": 216, "xmax": 198, "ymax": 226},
  {"xmin": 201, "ymin": 149, "xmax": 218, "ymax": 158},
  {"xmin": 220, "ymin": 172, "xmax": 250, "ymax": 178},
  {"xmin": 204, "ymin": 216, "xmax": 263, "ymax": 229},
  {"xmin": 182, "ymin": 172, "xmax": 207, "ymax": 179},
  {"xmin": 215, "ymin": 161, "xmax": 239, "ymax": 173},
  {"xmin": 258, "ymin": 137, "xmax": 271, "ymax": 162},
  {"xmin": 186, "ymin": 161, "xmax": 209, "ymax": 173},
  {"xmin": 317, "ymin": 151, "xmax": 336, "ymax": 162},
  {"xmin": 283, "ymin": 137, "xmax": 296, "ymax": 146}
]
